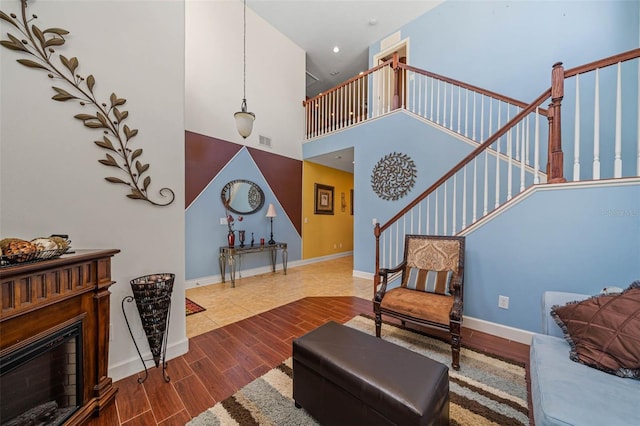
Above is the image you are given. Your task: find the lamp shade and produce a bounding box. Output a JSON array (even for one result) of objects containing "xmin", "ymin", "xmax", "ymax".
[
  {"xmin": 266, "ymin": 203, "xmax": 277, "ymax": 218},
  {"xmin": 234, "ymin": 111, "xmax": 255, "ymax": 139}
]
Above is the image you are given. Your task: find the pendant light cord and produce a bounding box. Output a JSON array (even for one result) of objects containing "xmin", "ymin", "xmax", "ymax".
[{"xmin": 243, "ymin": 0, "xmax": 247, "ymax": 101}]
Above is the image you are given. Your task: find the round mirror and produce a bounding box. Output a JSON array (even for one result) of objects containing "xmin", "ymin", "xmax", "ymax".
[{"xmin": 221, "ymin": 179, "xmax": 265, "ymax": 215}]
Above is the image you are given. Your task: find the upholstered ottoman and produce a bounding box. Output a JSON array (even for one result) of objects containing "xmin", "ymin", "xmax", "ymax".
[{"xmin": 292, "ymin": 321, "xmax": 449, "ymax": 426}]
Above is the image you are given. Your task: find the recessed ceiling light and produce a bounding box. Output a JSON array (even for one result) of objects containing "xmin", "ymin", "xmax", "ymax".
[
  {"xmin": 333, "ymin": 46, "xmax": 340, "ymax": 53},
  {"xmin": 330, "ymin": 71, "xmax": 340, "ymax": 76},
  {"xmin": 335, "ymin": 155, "xmax": 342, "ymax": 159},
  {"xmin": 369, "ymin": 18, "xmax": 378, "ymax": 26}
]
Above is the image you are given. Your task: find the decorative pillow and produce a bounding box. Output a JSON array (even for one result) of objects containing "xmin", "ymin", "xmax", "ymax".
[
  {"xmin": 402, "ymin": 267, "xmax": 453, "ymax": 295},
  {"xmin": 551, "ymin": 281, "xmax": 640, "ymax": 379}
]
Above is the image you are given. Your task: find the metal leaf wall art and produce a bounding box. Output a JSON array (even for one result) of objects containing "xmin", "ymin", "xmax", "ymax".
[
  {"xmin": 0, "ymin": 0, "xmax": 175, "ymax": 207},
  {"xmin": 371, "ymin": 152, "xmax": 417, "ymax": 201}
]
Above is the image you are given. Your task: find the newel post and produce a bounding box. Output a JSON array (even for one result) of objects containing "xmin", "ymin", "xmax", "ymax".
[
  {"xmin": 373, "ymin": 223, "xmax": 381, "ymax": 297},
  {"xmin": 392, "ymin": 52, "xmax": 400, "ymax": 110},
  {"xmin": 548, "ymin": 62, "xmax": 567, "ymax": 183}
]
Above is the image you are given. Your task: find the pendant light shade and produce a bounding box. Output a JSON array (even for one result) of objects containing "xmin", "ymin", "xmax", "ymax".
[
  {"xmin": 235, "ymin": 0, "xmax": 255, "ymax": 139},
  {"xmin": 234, "ymin": 99, "xmax": 255, "ymax": 139}
]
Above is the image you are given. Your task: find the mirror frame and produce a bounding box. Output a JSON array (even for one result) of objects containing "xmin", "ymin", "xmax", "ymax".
[{"xmin": 221, "ymin": 179, "xmax": 265, "ymax": 215}]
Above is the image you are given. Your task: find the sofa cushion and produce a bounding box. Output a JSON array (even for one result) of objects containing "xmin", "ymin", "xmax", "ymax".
[
  {"xmin": 402, "ymin": 267, "xmax": 453, "ymax": 295},
  {"xmin": 530, "ymin": 334, "xmax": 640, "ymax": 426},
  {"xmin": 551, "ymin": 281, "xmax": 640, "ymax": 379}
]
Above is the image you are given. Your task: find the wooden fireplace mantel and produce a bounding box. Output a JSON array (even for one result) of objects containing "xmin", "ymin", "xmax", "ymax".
[{"xmin": 0, "ymin": 249, "xmax": 120, "ymax": 425}]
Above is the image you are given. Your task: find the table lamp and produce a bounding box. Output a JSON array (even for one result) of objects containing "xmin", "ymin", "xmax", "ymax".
[{"xmin": 266, "ymin": 203, "xmax": 277, "ymax": 245}]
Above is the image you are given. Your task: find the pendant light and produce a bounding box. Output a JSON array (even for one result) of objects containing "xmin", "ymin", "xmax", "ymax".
[{"xmin": 234, "ymin": 0, "xmax": 255, "ymax": 139}]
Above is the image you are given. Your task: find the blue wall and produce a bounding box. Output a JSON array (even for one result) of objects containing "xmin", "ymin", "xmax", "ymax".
[
  {"xmin": 306, "ymin": 112, "xmax": 478, "ymax": 273},
  {"xmin": 186, "ymin": 148, "xmax": 301, "ymax": 280},
  {"xmin": 369, "ymin": 0, "xmax": 640, "ymax": 182},
  {"xmin": 464, "ymin": 181, "xmax": 640, "ymax": 333},
  {"xmin": 371, "ymin": 0, "xmax": 639, "ymax": 101}
]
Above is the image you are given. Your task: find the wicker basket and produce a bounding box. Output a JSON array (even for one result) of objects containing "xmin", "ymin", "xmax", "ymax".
[{"xmin": 130, "ymin": 273, "xmax": 175, "ymax": 367}]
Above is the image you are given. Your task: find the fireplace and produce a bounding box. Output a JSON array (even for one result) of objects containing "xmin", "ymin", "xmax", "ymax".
[
  {"xmin": 1, "ymin": 322, "xmax": 83, "ymax": 425},
  {"xmin": 0, "ymin": 249, "xmax": 119, "ymax": 425}
]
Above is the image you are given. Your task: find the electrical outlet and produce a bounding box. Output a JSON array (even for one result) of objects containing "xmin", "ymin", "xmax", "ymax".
[
  {"xmin": 220, "ymin": 217, "xmax": 227, "ymax": 225},
  {"xmin": 498, "ymin": 295, "xmax": 509, "ymax": 309},
  {"xmin": 372, "ymin": 218, "xmax": 377, "ymax": 225}
]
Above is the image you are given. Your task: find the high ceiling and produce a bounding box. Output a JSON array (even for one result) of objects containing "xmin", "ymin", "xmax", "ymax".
[
  {"xmin": 246, "ymin": 0, "xmax": 442, "ymax": 173},
  {"xmin": 247, "ymin": 0, "xmax": 442, "ymax": 99}
]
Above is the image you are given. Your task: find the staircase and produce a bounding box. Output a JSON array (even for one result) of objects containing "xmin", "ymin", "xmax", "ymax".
[{"xmin": 303, "ymin": 49, "xmax": 640, "ymax": 289}]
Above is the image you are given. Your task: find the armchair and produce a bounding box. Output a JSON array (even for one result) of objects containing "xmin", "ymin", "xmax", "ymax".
[{"xmin": 374, "ymin": 235, "xmax": 465, "ymax": 370}]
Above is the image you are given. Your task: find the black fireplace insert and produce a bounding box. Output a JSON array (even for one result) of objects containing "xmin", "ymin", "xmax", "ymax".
[{"xmin": 0, "ymin": 322, "xmax": 83, "ymax": 426}]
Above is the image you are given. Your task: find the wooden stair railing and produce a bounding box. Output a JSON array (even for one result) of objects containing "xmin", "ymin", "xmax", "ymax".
[
  {"xmin": 396, "ymin": 61, "xmax": 548, "ymax": 143},
  {"xmin": 303, "ymin": 53, "xmax": 540, "ymax": 142},
  {"xmin": 303, "ymin": 58, "xmax": 392, "ymax": 139},
  {"xmin": 553, "ymin": 48, "xmax": 640, "ymax": 182},
  {"xmin": 373, "ymin": 48, "xmax": 640, "ymax": 293}
]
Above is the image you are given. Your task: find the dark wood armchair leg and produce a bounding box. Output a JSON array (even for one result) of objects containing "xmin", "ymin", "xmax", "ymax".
[
  {"xmin": 451, "ymin": 320, "xmax": 461, "ymax": 370},
  {"xmin": 451, "ymin": 334, "xmax": 461, "ymax": 370},
  {"xmin": 375, "ymin": 312, "xmax": 382, "ymax": 338}
]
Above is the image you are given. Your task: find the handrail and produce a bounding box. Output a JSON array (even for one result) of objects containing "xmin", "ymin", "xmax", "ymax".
[
  {"xmin": 375, "ymin": 88, "xmax": 551, "ymax": 235},
  {"xmin": 564, "ymin": 48, "xmax": 640, "ymax": 78},
  {"xmin": 302, "ymin": 58, "xmax": 393, "ymax": 107},
  {"xmin": 399, "ymin": 62, "xmax": 548, "ymax": 116}
]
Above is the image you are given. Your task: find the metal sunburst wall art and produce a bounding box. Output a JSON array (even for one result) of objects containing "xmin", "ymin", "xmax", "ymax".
[
  {"xmin": 0, "ymin": 0, "xmax": 175, "ymax": 207},
  {"xmin": 371, "ymin": 152, "xmax": 417, "ymax": 201}
]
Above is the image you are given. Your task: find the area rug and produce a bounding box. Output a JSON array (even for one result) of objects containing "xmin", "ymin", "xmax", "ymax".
[
  {"xmin": 188, "ymin": 315, "xmax": 529, "ymax": 425},
  {"xmin": 186, "ymin": 298, "xmax": 206, "ymax": 316}
]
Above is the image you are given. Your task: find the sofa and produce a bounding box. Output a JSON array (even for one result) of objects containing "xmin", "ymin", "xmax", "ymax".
[{"xmin": 530, "ymin": 291, "xmax": 640, "ymax": 426}]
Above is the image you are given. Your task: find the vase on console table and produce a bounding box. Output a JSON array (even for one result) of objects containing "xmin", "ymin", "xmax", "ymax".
[
  {"xmin": 227, "ymin": 230, "xmax": 235, "ymax": 248},
  {"xmin": 238, "ymin": 230, "xmax": 246, "ymax": 247}
]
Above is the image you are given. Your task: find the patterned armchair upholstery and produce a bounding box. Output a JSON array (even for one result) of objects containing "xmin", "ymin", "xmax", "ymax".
[{"xmin": 374, "ymin": 235, "xmax": 465, "ymax": 370}]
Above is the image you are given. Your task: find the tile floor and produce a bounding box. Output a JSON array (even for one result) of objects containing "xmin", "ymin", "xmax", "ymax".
[{"xmin": 185, "ymin": 255, "xmax": 372, "ymax": 337}]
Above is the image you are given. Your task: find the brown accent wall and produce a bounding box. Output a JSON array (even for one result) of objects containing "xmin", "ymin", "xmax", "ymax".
[
  {"xmin": 248, "ymin": 147, "xmax": 303, "ymax": 236},
  {"xmin": 185, "ymin": 131, "xmax": 242, "ymax": 208},
  {"xmin": 185, "ymin": 131, "xmax": 302, "ymax": 237}
]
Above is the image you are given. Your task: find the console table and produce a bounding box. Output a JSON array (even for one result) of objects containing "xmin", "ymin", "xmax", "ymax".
[{"xmin": 219, "ymin": 242, "xmax": 287, "ymax": 287}]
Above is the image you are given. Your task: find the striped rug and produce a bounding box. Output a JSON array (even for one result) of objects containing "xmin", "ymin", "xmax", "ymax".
[{"xmin": 188, "ymin": 315, "xmax": 529, "ymax": 425}]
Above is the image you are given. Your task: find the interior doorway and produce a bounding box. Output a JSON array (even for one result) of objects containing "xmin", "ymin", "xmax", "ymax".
[{"xmin": 372, "ymin": 39, "xmax": 409, "ymax": 113}]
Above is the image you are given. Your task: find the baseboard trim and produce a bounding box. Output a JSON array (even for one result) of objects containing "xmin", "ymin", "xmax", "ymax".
[
  {"xmin": 352, "ymin": 270, "xmax": 374, "ymax": 280},
  {"xmin": 297, "ymin": 251, "xmax": 353, "ymax": 265},
  {"xmin": 464, "ymin": 316, "xmax": 534, "ymax": 345},
  {"xmin": 109, "ymin": 337, "xmax": 189, "ymax": 382}
]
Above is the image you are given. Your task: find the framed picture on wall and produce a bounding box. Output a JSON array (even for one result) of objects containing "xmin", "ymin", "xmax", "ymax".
[{"xmin": 314, "ymin": 183, "xmax": 334, "ymax": 215}]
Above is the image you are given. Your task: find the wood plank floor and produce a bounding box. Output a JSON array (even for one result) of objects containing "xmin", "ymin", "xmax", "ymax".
[{"xmin": 88, "ymin": 296, "xmax": 530, "ymax": 425}]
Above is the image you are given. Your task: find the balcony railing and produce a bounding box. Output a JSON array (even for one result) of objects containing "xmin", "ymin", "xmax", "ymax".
[{"xmin": 303, "ymin": 53, "xmax": 542, "ymax": 145}]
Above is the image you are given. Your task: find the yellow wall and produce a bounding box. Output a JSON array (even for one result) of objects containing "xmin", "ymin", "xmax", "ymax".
[{"xmin": 302, "ymin": 162, "xmax": 354, "ymax": 259}]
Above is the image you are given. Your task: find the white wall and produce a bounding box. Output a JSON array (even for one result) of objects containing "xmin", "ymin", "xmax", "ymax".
[
  {"xmin": 0, "ymin": 0, "xmax": 186, "ymax": 381},
  {"xmin": 185, "ymin": 0, "xmax": 305, "ymax": 160}
]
